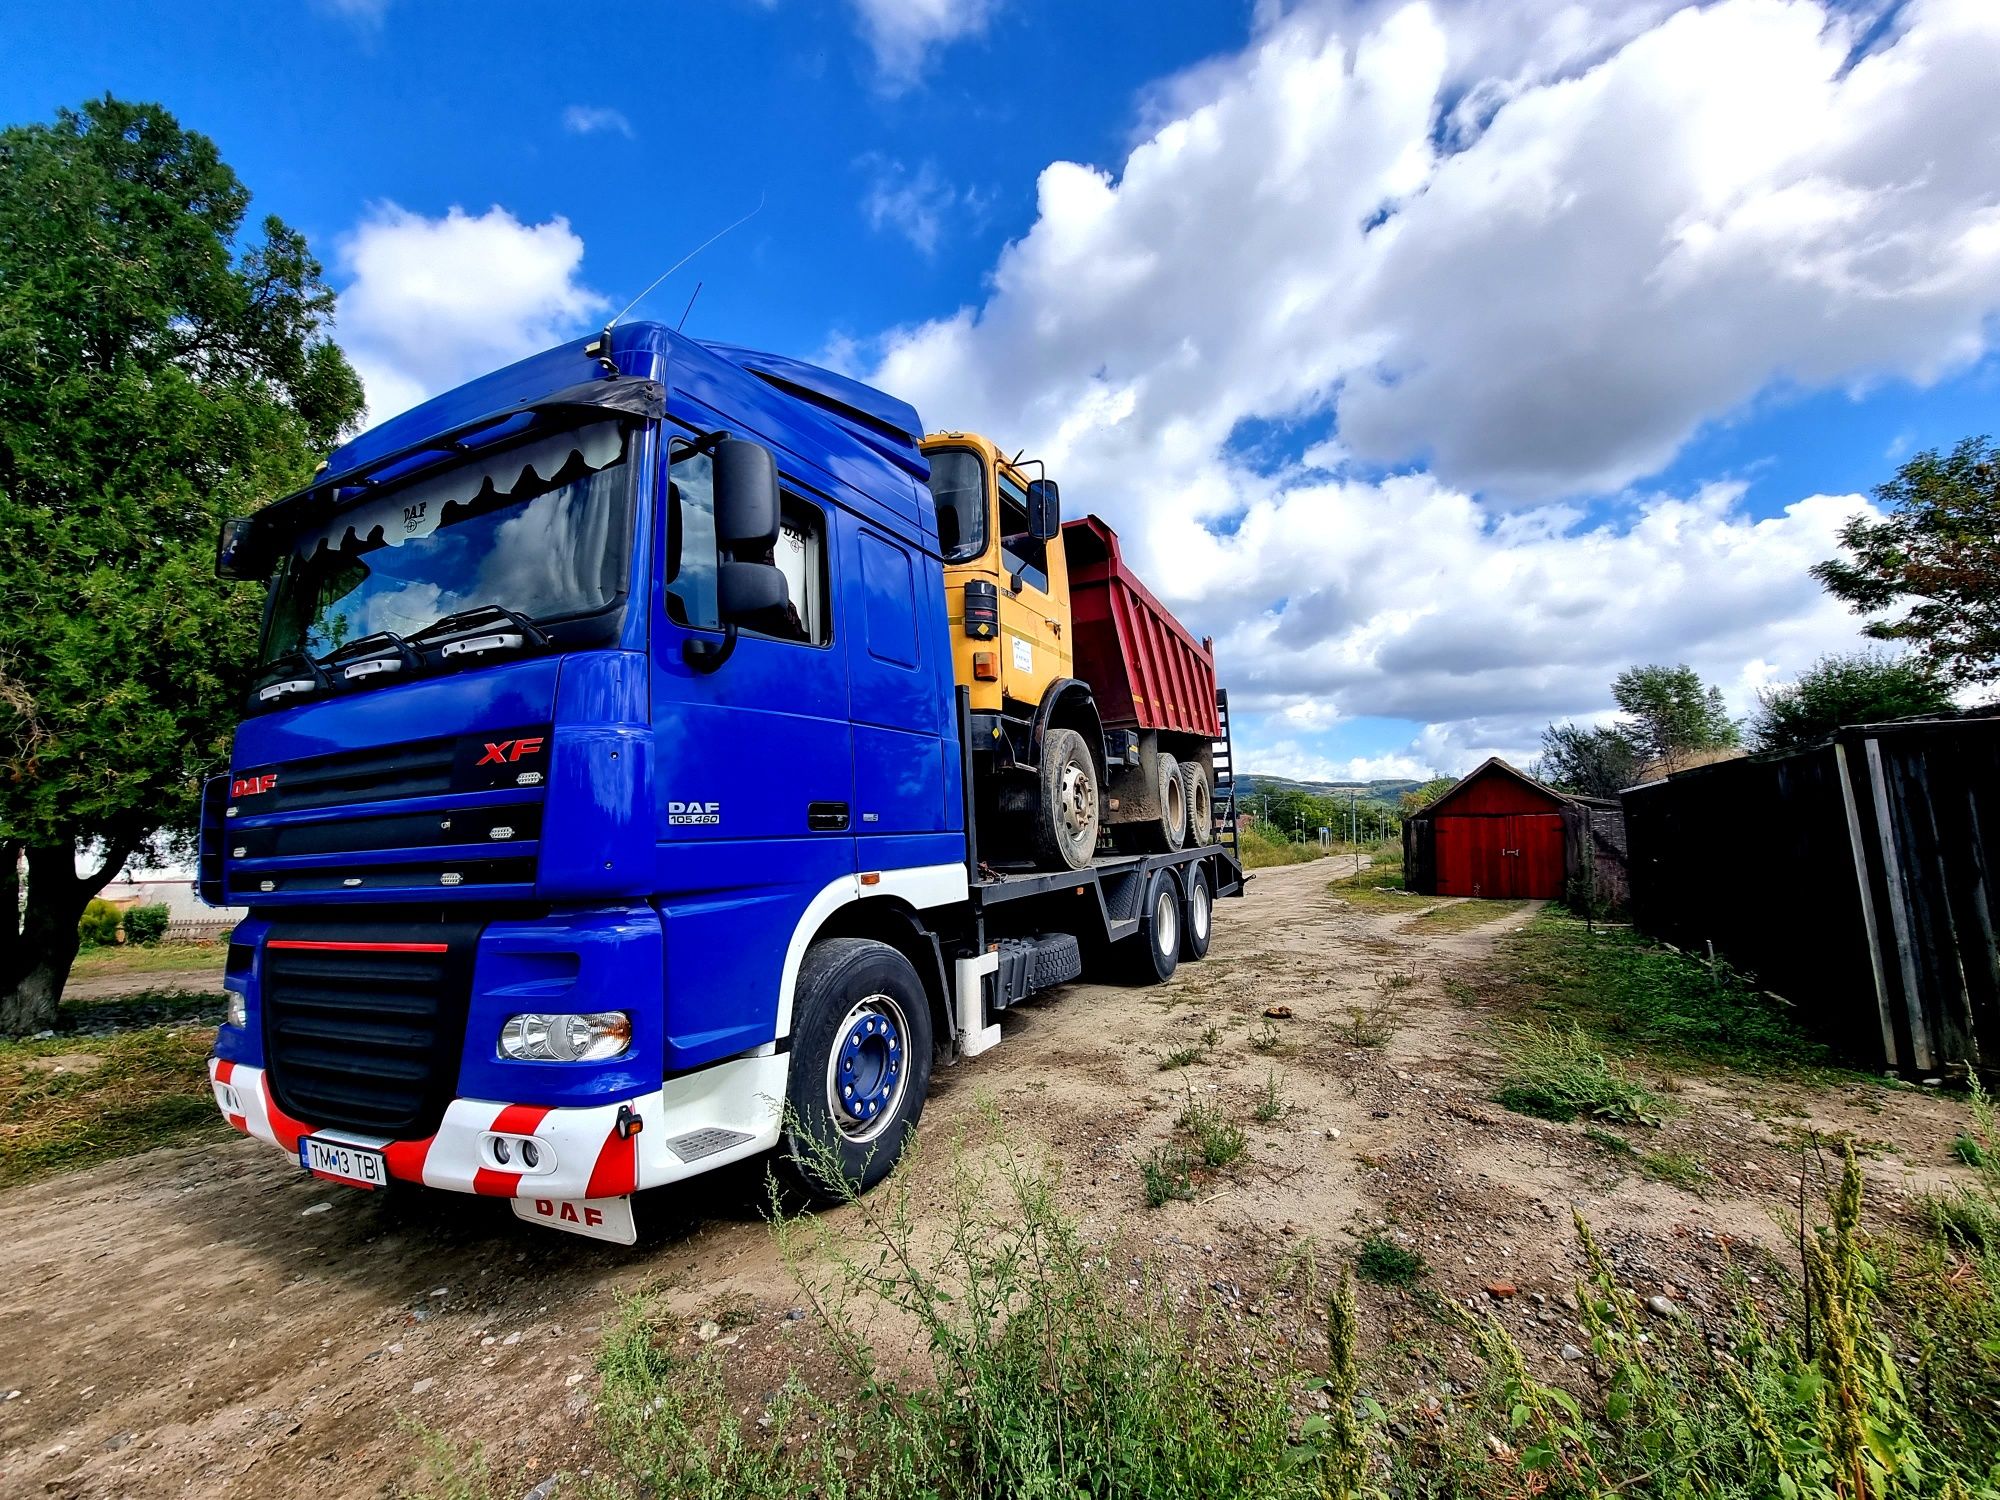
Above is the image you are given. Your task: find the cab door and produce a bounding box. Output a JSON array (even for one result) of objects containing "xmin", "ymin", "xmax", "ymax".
[{"xmin": 993, "ymin": 463, "xmax": 1073, "ymax": 710}]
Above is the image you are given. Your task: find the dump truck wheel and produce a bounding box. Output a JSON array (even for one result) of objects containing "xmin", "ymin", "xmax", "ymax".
[
  {"xmin": 1034, "ymin": 728, "xmax": 1099, "ymax": 871},
  {"xmin": 774, "ymin": 938, "xmax": 934, "ymax": 1205},
  {"xmin": 1180, "ymin": 763, "xmax": 1212, "ymax": 846},
  {"xmin": 1157, "ymin": 757, "xmax": 1188, "ymax": 851},
  {"xmin": 1117, "ymin": 867, "xmax": 1183, "ymax": 984},
  {"xmin": 1180, "ymin": 863, "xmax": 1213, "ymax": 960}
]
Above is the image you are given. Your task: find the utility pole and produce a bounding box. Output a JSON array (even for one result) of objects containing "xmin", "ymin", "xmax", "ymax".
[{"xmin": 1349, "ymin": 790, "xmax": 1357, "ymax": 848}]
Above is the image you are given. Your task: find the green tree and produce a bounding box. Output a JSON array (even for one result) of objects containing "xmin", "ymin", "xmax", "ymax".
[
  {"xmin": 0, "ymin": 97, "xmax": 361, "ymax": 1035},
  {"xmin": 1610, "ymin": 663, "xmax": 1739, "ymax": 773},
  {"xmin": 1813, "ymin": 435, "xmax": 2000, "ymax": 688},
  {"xmin": 1750, "ymin": 650, "xmax": 1956, "ymax": 753},
  {"xmin": 1399, "ymin": 776, "xmax": 1456, "ymax": 814},
  {"xmin": 1536, "ymin": 722, "xmax": 1642, "ymax": 798}
]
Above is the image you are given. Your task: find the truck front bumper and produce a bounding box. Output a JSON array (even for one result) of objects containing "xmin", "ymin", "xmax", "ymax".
[{"xmin": 208, "ymin": 1052, "xmax": 786, "ymax": 1235}]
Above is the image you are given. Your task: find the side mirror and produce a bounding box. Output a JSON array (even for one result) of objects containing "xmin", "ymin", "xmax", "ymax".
[
  {"xmin": 717, "ymin": 559, "xmax": 791, "ymax": 631},
  {"xmin": 712, "ymin": 438, "xmax": 780, "ymax": 557},
  {"xmin": 1027, "ymin": 478, "xmax": 1060, "ymax": 541},
  {"xmin": 216, "ymin": 517, "xmax": 271, "ymax": 581}
]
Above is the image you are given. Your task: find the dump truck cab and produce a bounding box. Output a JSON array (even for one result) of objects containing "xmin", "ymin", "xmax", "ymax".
[{"xmin": 921, "ymin": 432, "xmax": 1072, "ymax": 717}]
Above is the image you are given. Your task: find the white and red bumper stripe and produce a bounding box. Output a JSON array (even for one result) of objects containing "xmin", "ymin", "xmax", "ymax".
[{"xmin": 208, "ymin": 1054, "xmax": 786, "ymax": 1200}]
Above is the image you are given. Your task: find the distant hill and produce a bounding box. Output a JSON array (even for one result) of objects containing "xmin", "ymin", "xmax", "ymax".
[{"xmin": 1236, "ymin": 772, "xmax": 1421, "ymax": 808}]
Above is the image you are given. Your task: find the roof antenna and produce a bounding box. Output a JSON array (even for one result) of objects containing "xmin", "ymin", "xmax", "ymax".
[
  {"xmin": 676, "ymin": 280, "xmax": 704, "ymax": 332},
  {"xmin": 587, "ymin": 194, "xmax": 764, "ymax": 373}
]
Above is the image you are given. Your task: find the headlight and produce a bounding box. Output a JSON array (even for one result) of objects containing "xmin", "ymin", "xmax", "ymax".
[
  {"xmin": 226, "ymin": 992, "xmax": 247, "ymax": 1029},
  {"xmin": 499, "ymin": 1011, "xmax": 632, "ymax": 1063}
]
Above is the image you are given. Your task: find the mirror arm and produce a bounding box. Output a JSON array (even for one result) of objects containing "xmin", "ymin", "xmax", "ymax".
[{"xmin": 682, "ymin": 625, "xmax": 739, "ymax": 675}]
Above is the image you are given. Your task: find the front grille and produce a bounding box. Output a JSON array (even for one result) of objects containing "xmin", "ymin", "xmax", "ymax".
[
  {"xmin": 230, "ymin": 854, "xmax": 534, "ymax": 900},
  {"xmin": 262, "ymin": 919, "xmax": 483, "ymax": 1137}
]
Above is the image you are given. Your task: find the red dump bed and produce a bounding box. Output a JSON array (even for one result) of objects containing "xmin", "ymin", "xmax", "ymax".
[{"xmin": 1064, "ymin": 515, "xmax": 1222, "ymax": 739}]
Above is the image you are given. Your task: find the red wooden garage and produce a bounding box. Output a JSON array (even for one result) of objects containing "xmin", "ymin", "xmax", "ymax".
[{"xmin": 1402, "ymin": 759, "xmax": 1576, "ymax": 900}]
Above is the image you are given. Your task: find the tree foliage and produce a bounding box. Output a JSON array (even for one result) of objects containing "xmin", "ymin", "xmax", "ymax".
[
  {"xmin": 1399, "ymin": 777, "xmax": 1456, "ymax": 814},
  {"xmin": 1536, "ymin": 722, "xmax": 1643, "ymax": 798},
  {"xmin": 0, "ymin": 97, "xmax": 362, "ymax": 1034},
  {"xmin": 1751, "ymin": 651, "xmax": 1956, "ymax": 753},
  {"xmin": 1813, "ymin": 435, "xmax": 2000, "ymax": 687},
  {"xmin": 1609, "ymin": 664, "xmax": 1738, "ymax": 772}
]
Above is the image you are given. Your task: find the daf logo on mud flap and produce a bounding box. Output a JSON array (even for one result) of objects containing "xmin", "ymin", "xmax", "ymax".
[
  {"xmin": 668, "ymin": 800, "xmax": 721, "ymax": 826},
  {"xmin": 531, "ymin": 1198, "xmax": 605, "ymax": 1228}
]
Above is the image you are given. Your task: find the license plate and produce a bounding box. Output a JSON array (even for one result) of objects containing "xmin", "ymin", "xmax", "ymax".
[{"xmin": 299, "ymin": 1136, "xmax": 388, "ymax": 1190}]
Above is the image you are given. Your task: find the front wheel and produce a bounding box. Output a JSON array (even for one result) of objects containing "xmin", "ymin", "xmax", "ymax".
[
  {"xmin": 1033, "ymin": 727, "xmax": 1100, "ymax": 871},
  {"xmin": 1116, "ymin": 867, "xmax": 1183, "ymax": 985},
  {"xmin": 775, "ymin": 938, "xmax": 934, "ymax": 1204}
]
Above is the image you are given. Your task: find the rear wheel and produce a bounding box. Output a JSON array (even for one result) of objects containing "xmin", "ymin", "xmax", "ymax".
[
  {"xmin": 1180, "ymin": 763, "xmax": 1213, "ymax": 846},
  {"xmin": 1117, "ymin": 867, "xmax": 1183, "ymax": 984},
  {"xmin": 1156, "ymin": 757, "xmax": 1187, "ymax": 851},
  {"xmin": 775, "ymin": 938, "xmax": 934, "ymax": 1204},
  {"xmin": 1033, "ymin": 728, "xmax": 1100, "ymax": 871},
  {"xmin": 1180, "ymin": 863, "xmax": 1213, "ymax": 961}
]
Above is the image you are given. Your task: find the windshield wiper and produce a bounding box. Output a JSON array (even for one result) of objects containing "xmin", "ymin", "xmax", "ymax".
[
  {"xmin": 408, "ymin": 604, "xmax": 553, "ymax": 663},
  {"xmin": 321, "ymin": 630, "xmax": 423, "ymax": 685},
  {"xmin": 252, "ymin": 650, "xmax": 331, "ymax": 706}
]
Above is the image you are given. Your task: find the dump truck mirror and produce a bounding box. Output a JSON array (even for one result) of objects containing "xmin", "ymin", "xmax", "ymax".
[
  {"xmin": 215, "ymin": 517, "xmax": 271, "ymax": 581},
  {"xmin": 712, "ymin": 438, "xmax": 781, "ymax": 555},
  {"xmin": 717, "ymin": 559, "xmax": 791, "ymax": 629},
  {"xmin": 1027, "ymin": 478, "xmax": 1060, "ymax": 541}
]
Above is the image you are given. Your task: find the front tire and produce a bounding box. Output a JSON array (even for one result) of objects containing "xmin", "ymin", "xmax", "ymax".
[
  {"xmin": 1034, "ymin": 727, "xmax": 1100, "ymax": 871},
  {"xmin": 1117, "ymin": 867, "xmax": 1183, "ymax": 984},
  {"xmin": 775, "ymin": 938, "xmax": 934, "ymax": 1204}
]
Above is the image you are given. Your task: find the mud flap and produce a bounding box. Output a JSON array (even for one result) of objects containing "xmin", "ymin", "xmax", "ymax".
[{"xmin": 510, "ymin": 1193, "xmax": 637, "ymax": 1245}]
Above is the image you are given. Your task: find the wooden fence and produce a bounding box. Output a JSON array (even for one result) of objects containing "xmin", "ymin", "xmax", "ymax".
[{"xmin": 1622, "ymin": 717, "xmax": 1998, "ymax": 1074}]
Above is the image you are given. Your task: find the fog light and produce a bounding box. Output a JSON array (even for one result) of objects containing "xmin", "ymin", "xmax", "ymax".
[
  {"xmin": 521, "ymin": 1140, "xmax": 540, "ymax": 1168},
  {"xmin": 226, "ymin": 993, "xmax": 247, "ymax": 1029},
  {"xmin": 493, "ymin": 1136, "xmax": 512, "ymax": 1165},
  {"xmin": 498, "ymin": 1011, "xmax": 633, "ymax": 1062}
]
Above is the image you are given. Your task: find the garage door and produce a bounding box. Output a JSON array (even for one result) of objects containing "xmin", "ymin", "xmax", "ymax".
[{"xmin": 1434, "ymin": 813, "xmax": 1565, "ymax": 899}]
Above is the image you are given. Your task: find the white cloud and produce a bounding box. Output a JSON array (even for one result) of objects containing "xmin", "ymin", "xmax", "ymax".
[
  {"xmin": 335, "ymin": 204, "xmax": 608, "ymax": 422},
  {"xmin": 562, "ymin": 105, "xmax": 635, "ymax": 139},
  {"xmin": 860, "ymin": 158, "xmax": 971, "ymax": 255},
  {"xmin": 858, "ymin": 0, "xmax": 2000, "ymax": 774},
  {"xmin": 851, "ymin": 0, "xmax": 998, "ymax": 88}
]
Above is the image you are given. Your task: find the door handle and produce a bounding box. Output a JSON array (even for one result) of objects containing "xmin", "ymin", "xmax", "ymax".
[{"xmin": 808, "ymin": 801, "xmax": 851, "ymax": 831}]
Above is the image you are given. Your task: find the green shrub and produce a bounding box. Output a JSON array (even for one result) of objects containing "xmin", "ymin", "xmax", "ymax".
[
  {"xmin": 122, "ymin": 904, "xmax": 170, "ymax": 946},
  {"xmin": 1175, "ymin": 1093, "xmax": 1246, "ymax": 1168},
  {"xmin": 1141, "ymin": 1144, "xmax": 1196, "ymax": 1207},
  {"xmin": 77, "ymin": 898, "xmax": 122, "ymax": 948}
]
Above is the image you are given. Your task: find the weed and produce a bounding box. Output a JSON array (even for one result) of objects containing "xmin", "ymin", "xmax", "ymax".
[
  {"xmin": 1953, "ymin": 1134, "xmax": 1990, "ymax": 1169},
  {"xmin": 1176, "ymin": 1093, "xmax": 1247, "ymax": 1169},
  {"xmin": 1493, "ymin": 1022, "xmax": 1663, "ymax": 1126},
  {"xmin": 1638, "ymin": 1149, "xmax": 1708, "ymax": 1190},
  {"xmin": 1252, "ymin": 1069, "xmax": 1289, "ymax": 1123},
  {"xmin": 1158, "ymin": 1045, "xmax": 1204, "ymax": 1071},
  {"xmin": 1141, "ymin": 1144, "xmax": 1197, "ymax": 1207},
  {"xmin": 1248, "ymin": 1020, "xmax": 1285, "ymax": 1054},
  {"xmin": 1917, "ymin": 1187, "xmax": 2000, "ymax": 1251},
  {"xmin": 1355, "ymin": 1234, "xmax": 1426, "ymax": 1287},
  {"xmin": 1338, "ymin": 1000, "xmax": 1397, "ymax": 1048},
  {"xmin": 1200, "ymin": 1023, "xmax": 1221, "ymax": 1050},
  {"xmin": 1583, "ymin": 1125, "xmax": 1636, "ymax": 1157}
]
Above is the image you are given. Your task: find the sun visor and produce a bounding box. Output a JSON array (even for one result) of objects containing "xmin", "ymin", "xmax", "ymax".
[{"xmin": 298, "ymin": 422, "xmax": 626, "ymax": 557}]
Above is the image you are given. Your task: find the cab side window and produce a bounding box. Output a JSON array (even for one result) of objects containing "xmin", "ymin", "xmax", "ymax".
[
  {"xmin": 664, "ymin": 436, "xmax": 829, "ymax": 646},
  {"xmin": 997, "ymin": 469, "xmax": 1049, "ymax": 593}
]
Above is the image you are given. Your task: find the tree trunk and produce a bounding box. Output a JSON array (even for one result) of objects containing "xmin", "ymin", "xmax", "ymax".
[{"xmin": 0, "ymin": 840, "xmax": 135, "ymax": 1037}]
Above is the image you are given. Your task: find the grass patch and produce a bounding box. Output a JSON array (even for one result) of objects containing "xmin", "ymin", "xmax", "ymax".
[
  {"xmin": 1493, "ymin": 1022, "xmax": 1663, "ymax": 1125},
  {"xmin": 1252, "ymin": 1069, "xmax": 1289, "ymax": 1123},
  {"xmin": 1355, "ymin": 1234, "xmax": 1427, "ymax": 1286},
  {"xmin": 1141, "ymin": 1144, "xmax": 1197, "ymax": 1207},
  {"xmin": 1175, "ymin": 1093, "xmax": 1247, "ymax": 1169},
  {"xmin": 1918, "ymin": 1187, "xmax": 2000, "ymax": 1251},
  {"xmin": 1157, "ymin": 1045, "xmax": 1204, "ymax": 1071},
  {"xmin": 1403, "ymin": 898, "xmax": 1529, "ymax": 934},
  {"xmin": 68, "ymin": 942, "xmax": 225, "ymax": 980},
  {"xmin": 1237, "ymin": 823, "xmax": 1334, "ymax": 869},
  {"xmin": 1638, "ymin": 1149, "xmax": 1708, "ymax": 1190},
  {"xmin": 58, "ymin": 987, "xmax": 228, "ymax": 1034},
  {"xmin": 1488, "ymin": 907, "xmax": 1833, "ymax": 1075},
  {"xmin": 1583, "ymin": 1125, "xmax": 1636, "ymax": 1157},
  {"xmin": 0, "ymin": 1025, "xmax": 223, "ymax": 1187}
]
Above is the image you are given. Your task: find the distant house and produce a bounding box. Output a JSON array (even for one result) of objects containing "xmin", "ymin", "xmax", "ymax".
[{"xmin": 1402, "ymin": 758, "xmax": 1627, "ymax": 907}]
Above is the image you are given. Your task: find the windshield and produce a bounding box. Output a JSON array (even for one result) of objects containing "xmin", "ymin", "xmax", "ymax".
[
  {"xmin": 263, "ymin": 421, "xmax": 634, "ymax": 665},
  {"xmin": 925, "ymin": 448, "xmax": 987, "ymax": 563}
]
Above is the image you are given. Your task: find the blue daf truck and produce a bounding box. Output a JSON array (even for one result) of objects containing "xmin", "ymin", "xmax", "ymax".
[{"xmin": 201, "ymin": 320, "xmax": 1242, "ymax": 1243}]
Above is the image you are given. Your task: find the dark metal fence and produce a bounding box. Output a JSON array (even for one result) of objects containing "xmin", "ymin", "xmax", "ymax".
[{"xmin": 1622, "ymin": 718, "xmax": 1998, "ymax": 1074}]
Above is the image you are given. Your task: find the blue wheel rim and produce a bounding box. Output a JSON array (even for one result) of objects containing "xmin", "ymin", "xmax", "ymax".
[{"xmin": 826, "ymin": 994, "xmax": 908, "ymax": 1143}]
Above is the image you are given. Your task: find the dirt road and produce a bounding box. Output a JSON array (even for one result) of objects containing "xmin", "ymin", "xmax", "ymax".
[{"xmin": 0, "ymin": 861, "xmax": 1972, "ymax": 1498}]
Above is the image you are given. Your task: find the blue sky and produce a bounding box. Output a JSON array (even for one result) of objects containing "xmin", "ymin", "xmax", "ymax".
[{"xmin": 7, "ymin": 0, "xmax": 1997, "ymax": 781}]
